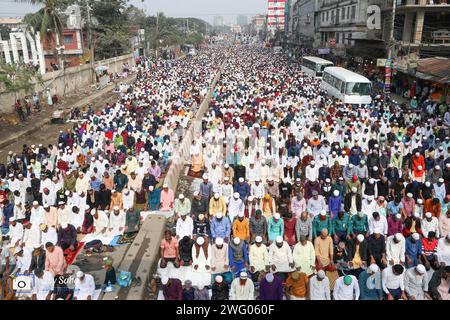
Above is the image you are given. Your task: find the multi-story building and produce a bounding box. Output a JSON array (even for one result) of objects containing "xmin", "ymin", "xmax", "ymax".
[
  {"xmin": 267, "ymin": 0, "xmax": 287, "ymax": 36},
  {"xmin": 318, "ymin": 0, "xmax": 384, "ymax": 58},
  {"xmin": 291, "ymin": 0, "xmax": 320, "ymax": 49},
  {"xmin": 237, "ymin": 15, "xmax": 248, "ymax": 27},
  {"xmin": 213, "ymin": 16, "xmax": 225, "ymax": 27}
]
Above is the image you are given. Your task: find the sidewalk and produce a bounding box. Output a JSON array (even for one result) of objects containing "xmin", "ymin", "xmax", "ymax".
[{"xmin": 0, "ymin": 74, "xmax": 136, "ymax": 150}]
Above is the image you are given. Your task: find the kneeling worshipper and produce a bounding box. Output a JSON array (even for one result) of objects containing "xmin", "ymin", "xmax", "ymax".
[
  {"xmin": 161, "ymin": 276, "xmax": 183, "ymax": 300},
  {"xmin": 107, "ymin": 206, "xmax": 127, "ymax": 237},
  {"xmin": 57, "ymin": 223, "xmax": 78, "ymax": 251},
  {"xmin": 268, "ymin": 236, "xmax": 295, "ymax": 275},
  {"xmin": 211, "ymin": 275, "xmax": 230, "ymax": 300},
  {"xmin": 73, "ymin": 271, "xmax": 96, "ymax": 300},
  {"xmin": 333, "ymin": 275, "xmax": 360, "ymax": 300},
  {"xmin": 230, "ymin": 271, "xmax": 254, "ymax": 300}
]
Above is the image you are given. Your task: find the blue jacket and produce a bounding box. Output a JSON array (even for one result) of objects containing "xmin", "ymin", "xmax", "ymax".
[
  {"xmin": 328, "ymin": 196, "xmax": 342, "ymax": 214},
  {"xmin": 405, "ymin": 236, "xmax": 422, "ymax": 268},
  {"xmin": 233, "ymin": 182, "xmax": 250, "ymax": 200},
  {"xmin": 358, "ymin": 270, "xmax": 383, "ymax": 300},
  {"xmin": 211, "ymin": 217, "xmax": 231, "ymax": 239},
  {"xmin": 228, "ymin": 241, "xmax": 248, "ymax": 267},
  {"xmin": 1, "ymin": 204, "xmax": 14, "ymax": 229}
]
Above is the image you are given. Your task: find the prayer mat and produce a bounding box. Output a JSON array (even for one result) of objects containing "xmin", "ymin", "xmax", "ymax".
[
  {"xmin": 117, "ymin": 231, "xmax": 139, "ymax": 244},
  {"xmin": 64, "ymin": 242, "xmax": 85, "ymax": 266},
  {"xmin": 109, "ymin": 235, "xmax": 125, "ymax": 247},
  {"xmin": 187, "ymin": 167, "xmax": 204, "ymax": 179}
]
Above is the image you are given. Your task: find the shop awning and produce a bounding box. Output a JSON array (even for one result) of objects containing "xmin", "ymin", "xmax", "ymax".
[{"xmin": 415, "ymin": 57, "xmax": 450, "ymax": 84}]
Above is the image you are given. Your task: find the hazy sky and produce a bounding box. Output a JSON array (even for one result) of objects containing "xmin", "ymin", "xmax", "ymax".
[{"xmin": 0, "ymin": 0, "xmax": 268, "ymax": 24}]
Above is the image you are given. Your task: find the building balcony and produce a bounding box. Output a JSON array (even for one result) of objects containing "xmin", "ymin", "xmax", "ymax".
[{"xmin": 396, "ymin": 0, "xmax": 449, "ymax": 8}]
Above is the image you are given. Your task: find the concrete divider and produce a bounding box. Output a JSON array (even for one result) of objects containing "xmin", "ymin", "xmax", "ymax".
[
  {"xmin": 164, "ymin": 69, "xmax": 222, "ymax": 193},
  {"xmin": 102, "ymin": 214, "xmax": 166, "ymax": 300}
]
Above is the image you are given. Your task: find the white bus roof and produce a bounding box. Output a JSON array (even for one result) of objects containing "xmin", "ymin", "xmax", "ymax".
[
  {"xmin": 323, "ymin": 67, "xmax": 371, "ymax": 83},
  {"xmin": 303, "ymin": 56, "xmax": 334, "ymax": 64}
]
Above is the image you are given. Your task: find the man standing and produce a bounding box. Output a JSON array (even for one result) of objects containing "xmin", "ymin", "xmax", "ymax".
[
  {"xmin": 249, "ymin": 236, "xmax": 269, "ymax": 281},
  {"xmin": 292, "ymin": 235, "xmax": 316, "ymax": 276},
  {"xmin": 333, "ymin": 275, "xmax": 360, "ymax": 300},
  {"xmin": 314, "ymin": 229, "xmax": 335, "ymax": 271},
  {"xmin": 309, "ymin": 270, "xmax": 331, "ymax": 300},
  {"xmin": 404, "ymin": 264, "xmax": 431, "ymax": 300},
  {"xmin": 268, "ymin": 236, "xmax": 294, "ymax": 273},
  {"xmin": 230, "ymin": 271, "xmax": 254, "ymax": 300},
  {"xmin": 382, "ymin": 264, "xmax": 407, "ymax": 300},
  {"xmin": 258, "ymin": 273, "xmax": 283, "ymax": 300}
]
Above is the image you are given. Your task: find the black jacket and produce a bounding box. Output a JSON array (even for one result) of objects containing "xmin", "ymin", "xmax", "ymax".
[
  {"xmin": 347, "ymin": 238, "xmax": 369, "ymax": 262},
  {"xmin": 29, "ymin": 251, "xmax": 46, "ymax": 272},
  {"xmin": 428, "ymin": 267, "xmax": 448, "ymax": 300}
]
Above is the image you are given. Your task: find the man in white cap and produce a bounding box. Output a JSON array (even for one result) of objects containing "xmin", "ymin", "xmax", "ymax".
[
  {"xmin": 210, "ymin": 237, "xmax": 230, "ymax": 281},
  {"xmin": 192, "ymin": 236, "xmax": 211, "ymax": 273},
  {"xmin": 22, "ymin": 220, "xmax": 41, "ymax": 250},
  {"xmin": 358, "ymin": 263, "xmax": 383, "ymax": 300},
  {"xmin": 248, "ymin": 235, "xmax": 269, "ymax": 280},
  {"xmin": 160, "ymin": 183, "xmax": 174, "ymax": 213},
  {"xmin": 121, "ymin": 188, "xmax": 135, "ymax": 211},
  {"xmin": 229, "ymin": 237, "xmax": 248, "ymax": 276},
  {"xmin": 176, "ymin": 211, "xmax": 193, "ymax": 240},
  {"xmin": 421, "ymin": 211, "xmax": 440, "ymax": 238},
  {"xmin": 7, "ymin": 217, "xmax": 23, "ymax": 248},
  {"xmin": 211, "ymin": 275, "xmax": 230, "ymax": 300},
  {"xmin": 40, "ymin": 223, "xmax": 57, "ymax": 247},
  {"xmin": 32, "ymin": 268, "xmax": 55, "ymax": 300},
  {"xmin": 75, "ymin": 172, "xmax": 90, "ymax": 195},
  {"xmin": 227, "ymin": 192, "xmax": 244, "ymax": 222},
  {"xmin": 436, "ymin": 233, "xmax": 450, "ymax": 267},
  {"xmin": 73, "ymin": 271, "xmax": 96, "ymax": 300},
  {"xmin": 404, "ymin": 264, "xmax": 432, "ymax": 300},
  {"xmin": 174, "ymin": 193, "xmax": 191, "ymax": 218},
  {"xmin": 107, "ymin": 206, "xmax": 127, "ymax": 237},
  {"xmin": 91, "ymin": 209, "xmax": 109, "ymax": 237},
  {"xmin": 309, "ymin": 270, "xmax": 331, "ymax": 300},
  {"xmin": 209, "ymin": 192, "xmax": 227, "ymax": 218},
  {"xmin": 230, "ymin": 271, "xmax": 254, "ymax": 300},
  {"xmin": 267, "ymin": 213, "xmax": 284, "ymax": 244},
  {"xmin": 259, "ymin": 272, "xmax": 283, "ymax": 300},
  {"xmin": 57, "ymin": 201, "xmax": 72, "ymax": 227},
  {"xmin": 160, "ymin": 275, "xmax": 182, "ymax": 300},
  {"xmin": 292, "ymin": 235, "xmax": 316, "ymax": 276},
  {"xmin": 268, "ymin": 236, "xmax": 294, "ymax": 273},
  {"xmin": 30, "ymin": 201, "xmax": 45, "ymax": 226},
  {"xmin": 386, "ymin": 233, "xmax": 406, "ymax": 266}
]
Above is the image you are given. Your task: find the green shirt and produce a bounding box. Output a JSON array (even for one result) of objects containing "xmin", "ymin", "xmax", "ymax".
[
  {"xmin": 349, "ymin": 214, "xmax": 369, "ymax": 234},
  {"xmin": 312, "ymin": 215, "xmax": 333, "ymax": 238},
  {"xmin": 332, "ymin": 213, "xmax": 350, "ymax": 233}
]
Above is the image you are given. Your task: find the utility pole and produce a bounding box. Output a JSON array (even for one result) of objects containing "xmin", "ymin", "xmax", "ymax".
[
  {"xmin": 86, "ymin": 0, "xmax": 95, "ymax": 83},
  {"xmin": 384, "ymin": 0, "xmax": 396, "ymax": 101},
  {"xmin": 156, "ymin": 12, "xmax": 159, "ymax": 59}
]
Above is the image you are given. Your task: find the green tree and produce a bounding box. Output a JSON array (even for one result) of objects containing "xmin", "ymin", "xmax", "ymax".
[
  {"xmin": 0, "ymin": 61, "xmax": 43, "ymax": 101},
  {"xmin": 17, "ymin": 0, "xmax": 66, "ymax": 69}
]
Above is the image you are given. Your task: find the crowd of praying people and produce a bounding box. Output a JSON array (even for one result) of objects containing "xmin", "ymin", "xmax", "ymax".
[
  {"xmin": 0, "ymin": 47, "xmax": 224, "ymax": 300},
  {"xmin": 158, "ymin": 45, "xmax": 450, "ymax": 301}
]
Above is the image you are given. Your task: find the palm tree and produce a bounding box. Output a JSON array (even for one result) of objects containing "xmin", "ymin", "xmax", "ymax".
[{"xmin": 16, "ymin": 0, "xmax": 65, "ymax": 69}]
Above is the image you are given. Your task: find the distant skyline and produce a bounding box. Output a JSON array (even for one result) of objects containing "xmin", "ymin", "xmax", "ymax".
[{"xmin": 0, "ymin": 0, "xmax": 268, "ymax": 25}]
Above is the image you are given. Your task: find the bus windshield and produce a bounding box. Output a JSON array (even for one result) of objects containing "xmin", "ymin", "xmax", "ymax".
[{"xmin": 346, "ymin": 82, "xmax": 372, "ymax": 95}]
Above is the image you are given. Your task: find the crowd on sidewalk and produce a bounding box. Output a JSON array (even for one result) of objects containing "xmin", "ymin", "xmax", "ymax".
[
  {"xmin": 157, "ymin": 45, "xmax": 450, "ymax": 301},
  {"xmin": 0, "ymin": 47, "xmax": 225, "ymax": 300}
]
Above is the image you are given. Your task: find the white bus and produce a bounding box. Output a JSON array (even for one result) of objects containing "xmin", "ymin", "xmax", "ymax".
[
  {"xmin": 320, "ymin": 67, "xmax": 372, "ymax": 106},
  {"xmin": 301, "ymin": 56, "xmax": 334, "ymax": 78}
]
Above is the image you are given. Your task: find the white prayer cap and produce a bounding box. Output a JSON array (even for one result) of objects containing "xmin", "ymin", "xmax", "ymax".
[
  {"xmin": 255, "ymin": 236, "xmax": 263, "ymax": 243},
  {"xmin": 193, "ymin": 190, "xmax": 199, "ymax": 196},
  {"xmin": 414, "ymin": 211, "xmax": 421, "ymax": 218},
  {"xmin": 351, "ymin": 187, "xmax": 357, "ymax": 193},
  {"xmin": 417, "ymin": 165, "xmax": 423, "ymax": 171},
  {"xmin": 233, "ymin": 237, "xmax": 241, "ymax": 245},
  {"xmin": 214, "ymin": 193, "xmax": 220, "ymax": 199},
  {"xmin": 76, "ymin": 271, "xmax": 84, "ymax": 278},
  {"xmin": 123, "ymin": 188, "xmax": 129, "ymax": 194},
  {"xmin": 369, "ymin": 264, "xmax": 379, "ymax": 273},
  {"xmin": 274, "ymin": 213, "xmax": 280, "ymax": 220},
  {"xmin": 416, "ymin": 264, "xmax": 426, "ymax": 274},
  {"xmin": 238, "ymin": 211, "xmax": 244, "ymax": 218},
  {"xmin": 265, "ymin": 273, "xmax": 274, "ymax": 283},
  {"xmin": 360, "ymin": 160, "xmax": 366, "ymax": 165},
  {"xmin": 215, "ymin": 237, "xmax": 224, "ymax": 246},
  {"xmin": 319, "ymin": 210, "xmax": 327, "ymax": 216},
  {"xmin": 178, "ymin": 194, "xmax": 185, "ymax": 200},
  {"xmin": 276, "ymin": 236, "xmax": 283, "ymax": 243},
  {"xmin": 8, "ymin": 174, "xmax": 14, "ymax": 178},
  {"xmin": 238, "ymin": 177, "xmax": 244, "ymax": 183},
  {"xmin": 407, "ymin": 193, "xmax": 413, "ymax": 198},
  {"xmin": 394, "ymin": 233, "xmax": 403, "ymax": 241},
  {"xmin": 202, "ymin": 174, "xmax": 208, "ymax": 180},
  {"xmin": 367, "ymin": 195, "xmax": 374, "ymax": 201},
  {"xmin": 317, "ymin": 270, "xmax": 326, "ymax": 279},
  {"xmin": 395, "ymin": 213, "xmax": 402, "ymax": 219},
  {"xmin": 9, "ymin": 217, "xmax": 15, "ymax": 222},
  {"xmin": 113, "ymin": 206, "xmax": 119, "ymax": 211},
  {"xmin": 356, "ymin": 234, "xmax": 365, "ymax": 242},
  {"xmin": 412, "ymin": 233, "xmax": 420, "ymax": 241},
  {"xmin": 348, "ymin": 164, "xmax": 354, "ymax": 169},
  {"xmin": 425, "ymin": 181, "xmax": 431, "ymax": 187},
  {"xmin": 224, "ymin": 163, "xmax": 229, "ymax": 169},
  {"xmin": 32, "ymin": 201, "xmax": 39, "ymax": 206},
  {"xmin": 163, "ymin": 183, "xmax": 169, "ymax": 188},
  {"xmin": 310, "ymin": 160, "xmax": 316, "ymax": 165},
  {"xmin": 239, "ymin": 271, "xmax": 248, "ymax": 279},
  {"xmin": 215, "ymin": 275, "xmax": 223, "ymax": 283},
  {"xmin": 149, "ymin": 186, "xmax": 154, "ymax": 191},
  {"xmin": 233, "ymin": 192, "xmax": 240, "ymax": 199},
  {"xmin": 425, "ymin": 212, "xmax": 432, "ymax": 218},
  {"xmin": 161, "ymin": 276, "xmax": 169, "ymax": 285},
  {"xmin": 196, "ymin": 237, "xmax": 205, "ymax": 245},
  {"xmin": 61, "ymin": 222, "xmax": 68, "ymax": 229},
  {"xmin": 180, "ymin": 211, "xmax": 188, "ymax": 216},
  {"xmin": 14, "ymin": 199, "xmax": 21, "ymax": 205},
  {"xmin": 417, "ymin": 199, "xmax": 423, "ymax": 204},
  {"xmin": 216, "ymin": 212, "xmax": 223, "ymax": 219},
  {"xmin": 439, "ymin": 178, "xmax": 444, "ymax": 183},
  {"xmin": 369, "ymin": 178, "xmax": 375, "ymax": 184},
  {"xmin": 373, "ymin": 166, "xmax": 378, "ymax": 171},
  {"xmin": 224, "ymin": 176, "xmax": 230, "ymax": 181}
]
